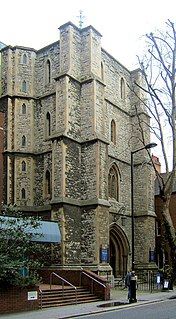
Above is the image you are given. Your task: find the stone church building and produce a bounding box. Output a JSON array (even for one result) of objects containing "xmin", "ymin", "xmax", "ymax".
[{"xmin": 0, "ymin": 21, "xmax": 156, "ymax": 279}]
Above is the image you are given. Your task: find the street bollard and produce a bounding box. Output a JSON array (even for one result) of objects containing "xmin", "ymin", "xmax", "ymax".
[{"xmin": 129, "ymin": 271, "xmax": 137, "ymax": 303}]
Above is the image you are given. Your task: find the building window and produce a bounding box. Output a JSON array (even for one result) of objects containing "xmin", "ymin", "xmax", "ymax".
[
  {"xmin": 45, "ymin": 170, "xmax": 51, "ymax": 198},
  {"xmin": 22, "ymin": 53, "xmax": 27, "ymax": 64},
  {"xmin": 111, "ymin": 119, "xmax": 116, "ymax": 144},
  {"xmin": 22, "ymin": 80, "xmax": 27, "ymax": 93},
  {"xmin": 46, "ymin": 112, "xmax": 51, "ymax": 137},
  {"xmin": 22, "ymin": 135, "xmax": 26, "ymax": 147},
  {"xmin": 22, "ymin": 160, "xmax": 26, "ymax": 172},
  {"xmin": 46, "ymin": 59, "xmax": 51, "ymax": 84},
  {"xmin": 156, "ymin": 220, "xmax": 161, "ymax": 236},
  {"xmin": 22, "ymin": 103, "xmax": 26, "ymax": 114},
  {"xmin": 120, "ymin": 77, "xmax": 125, "ymax": 99},
  {"xmin": 164, "ymin": 252, "xmax": 169, "ymax": 264},
  {"xmin": 108, "ymin": 165, "xmax": 119, "ymax": 201},
  {"xmin": 21, "ymin": 188, "xmax": 26, "ymax": 199}
]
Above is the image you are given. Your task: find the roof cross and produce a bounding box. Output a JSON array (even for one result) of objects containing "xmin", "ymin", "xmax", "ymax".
[{"xmin": 77, "ymin": 10, "xmax": 85, "ymax": 29}]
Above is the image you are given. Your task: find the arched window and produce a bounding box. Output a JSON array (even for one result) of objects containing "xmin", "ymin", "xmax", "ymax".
[
  {"xmin": 111, "ymin": 119, "xmax": 116, "ymax": 144},
  {"xmin": 120, "ymin": 77, "xmax": 125, "ymax": 99},
  {"xmin": 46, "ymin": 112, "xmax": 51, "ymax": 137},
  {"xmin": 46, "ymin": 59, "xmax": 51, "ymax": 84},
  {"xmin": 22, "ymin": 135, "xmax": 26, "ymax": 147},
  {"xmin": 22, "ymin": 80, "xmax": 27, "ymax": 93},
  {"xmin": 22, "ymin": 53, "xmax": 27, "ymax": 64},
  {"xmin": 22, "ymin": 103, "xmax": 26, "ymax": 114},
  {"xmin": 21, "ymin": 188, "xmax": 26, "ymax": 199},
  {"xmin": 45, "ymin": 170, "xmax": 51, "ymax": 198},
  {"xmin": 108, "ymin": 165, "xmax": 119, "ymax": 201},
  {"xmin": 22, "ymin": 160, "xmax": 26, "ymax": 172}
]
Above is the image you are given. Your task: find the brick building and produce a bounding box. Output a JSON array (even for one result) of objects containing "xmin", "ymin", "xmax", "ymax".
[
  {"xmin": 0, "ymin": 112, "xmax": 3, "ymax": 210},
  {"xmin": 0, "ymin": 22, "xmax": 156, "ymax": 279},
  {"xmin": 155, "ymin": 172, "xmax": 176, "ymax": 269}
]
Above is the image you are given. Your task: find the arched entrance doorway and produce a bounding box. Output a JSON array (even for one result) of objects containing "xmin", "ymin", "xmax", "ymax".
[{"xmin": 110, "ymin": 223, "xmax": 130, "ymax": 277}]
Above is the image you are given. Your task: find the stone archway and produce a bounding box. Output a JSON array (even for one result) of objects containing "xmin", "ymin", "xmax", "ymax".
[{"xmin": 110, "ymin": 223, "xmax": 130, "ymax": 277}]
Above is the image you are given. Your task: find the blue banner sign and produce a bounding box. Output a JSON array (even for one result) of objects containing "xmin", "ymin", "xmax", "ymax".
[
  {"xmin": 156, "ymin": 273, "xmax": 160, "ymax": 285},
  {"xmin": 101, "ymin": 248, "xmax": 108, "ymax": 262}
]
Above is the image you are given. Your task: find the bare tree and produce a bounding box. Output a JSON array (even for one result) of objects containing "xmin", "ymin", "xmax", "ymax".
[{"xmin": 132, "ymin": 19, "xmax": 176, "ymax": 279}]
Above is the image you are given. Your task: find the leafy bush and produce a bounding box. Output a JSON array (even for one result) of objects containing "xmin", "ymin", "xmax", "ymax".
[{"xmin": 0, "ymin": 204, "xmax": 49, "ymax": 287}]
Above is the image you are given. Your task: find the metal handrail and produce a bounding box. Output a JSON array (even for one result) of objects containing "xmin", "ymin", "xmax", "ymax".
[
  {"xmin": 81, "ymin": 271, "xmax": 106, "ymax": 298},
  {"xmin": 81, "ymin": 271, "xmax": 106, "ymax": 288},
  {"xmin": 50, "ymin": 272, "xmax": 77, "ymax": 304},
  {"xmin": 39, "ymin": 289, "xmax": 42, "ymax": 309}
]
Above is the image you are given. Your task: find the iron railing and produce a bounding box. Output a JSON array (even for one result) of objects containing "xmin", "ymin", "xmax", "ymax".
[
  {"xmin": 39, "ymin": 289, "xmax": 42, "ymax": 309},
  {"xmin": 114, "ymin": 271, "xmax": 165, "ymax": 292},
  {"xmin": 81, "ymin": 271, "xmax": 107, "ymax": 299},
  {"xmin": 135, "ymin": 271, "xmax": 163, "ymax": 292},
  {"xmin": 39, "ymin": 272, "xmax": 77, "ymax": 308},
  {"xmin": 50, "ymin": 272, "xmax": 77, "ymax": 301}
]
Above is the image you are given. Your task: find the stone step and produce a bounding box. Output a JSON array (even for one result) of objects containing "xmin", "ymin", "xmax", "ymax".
[
  {"xmin": 39, "ymin": 286, "xmax": 102, "ymax": 308},
  {"xmin": 41, "ymin": 298, "xmax": 101, "ymax": 308}
]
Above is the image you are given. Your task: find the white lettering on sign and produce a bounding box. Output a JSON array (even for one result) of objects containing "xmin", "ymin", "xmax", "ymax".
[{"xmin": 28, "ymin": 291, "xmax": 38, "ymax": 300}]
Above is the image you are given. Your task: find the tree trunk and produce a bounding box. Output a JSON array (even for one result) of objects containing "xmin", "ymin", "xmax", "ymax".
[
  {"xmin": 161, "ymin": 194, "xmax": 176, "ymax": 282},
  {"xmin": 162, "ymin": 195, "xmax": 176, "ymax": 245}
]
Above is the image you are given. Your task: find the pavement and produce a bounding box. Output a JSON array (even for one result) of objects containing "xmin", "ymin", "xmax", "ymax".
[{"xmin": 0, "ymin": 287, "xmax": 176, "ymax": 319}]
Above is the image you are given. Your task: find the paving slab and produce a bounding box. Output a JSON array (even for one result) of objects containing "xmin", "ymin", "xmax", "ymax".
[{"xmin": 0, "ymin": 287, "xmax": 176, "ymax": 319}]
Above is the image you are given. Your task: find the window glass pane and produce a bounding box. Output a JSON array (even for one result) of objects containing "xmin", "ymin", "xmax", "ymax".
[
  {"xmin": 46, "ymin": 112, "xmax": 51, "ymax": 136},
  {"xmin": 120, "ymin": 78, "xmax": 125, "ymax": 99},
  {"xmin": 22, "ymin": 161, "xmax": 26, "ymax": 171},
  {"xmin": 22, "ymin": 135, "xmax": 26, "ymax": 146},
  {"xmin": 45, "ymin": 170, "xmax": 51, "ymax": 197},
  {"xmin": 22, "ymin": 103, "xmax": 26, "ymax": 114},
  {"xmin": 108, "ymin": 166, "xmax": 119, "ymax": 200},
  {"xmin": 46, "ymin": 60, "xmax": 51, "ymax": 84},
  {"xmin": 23, "ymin": 54, "xmax": 27, "ymax": 64},
  {"xmin": 21, "ymin": 188, "xmax": 26, "ymax": 199},
  {"xmin": 22, "ymin": 80, "xmax": 26, "ymax": 93},
  {"xmin": 111, "ymin": 120, "xmax": 116, "ymax": 143}
]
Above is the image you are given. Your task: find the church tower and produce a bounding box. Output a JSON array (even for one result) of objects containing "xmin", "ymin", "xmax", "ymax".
[{"xmin": 0, "ymin": 22, "xmax": 157, "ymax": 279}]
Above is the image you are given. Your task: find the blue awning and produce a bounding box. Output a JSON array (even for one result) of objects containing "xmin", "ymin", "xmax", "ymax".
[
  {"xmin": 31, "ymin": 220, "xmax": 61, "ymax": 243},
  {"xmin": 0, "ymin": 216, "xmax": 61, "ymax": 243}
]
